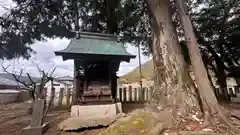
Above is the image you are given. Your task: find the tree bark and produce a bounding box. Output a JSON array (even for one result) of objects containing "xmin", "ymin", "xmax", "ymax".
[
  {"xmin": 175, "ymin": 0, "xmax": 229, "ymax": 125},
  {"xmin": 215, "ymin": 62, "xmax": 229, "ymax": 102},
  {"xmin": 104, "ymin": 0, "xmax": 119, "ymax": 34},
  {"xmin": 193, "ymin": 25, "xmax": 229, "ymax": 102},
  {"xmin": 146, "ymin": 0, "xmax": 198, "ymax": 122}
]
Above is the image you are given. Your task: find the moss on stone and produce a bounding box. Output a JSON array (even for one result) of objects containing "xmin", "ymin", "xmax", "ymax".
[{"xmin": 98, "ymin": 110, "xmax": 162, "ymax": 135}]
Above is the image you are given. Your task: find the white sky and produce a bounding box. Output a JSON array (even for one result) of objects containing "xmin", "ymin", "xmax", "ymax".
[
  {"xmin": 0, "ymin": 1, "xmax": 151, "ymax": 77},
  {"xmin": 1, "ymin": 38, "xmax": 151, "ymax": 77}
]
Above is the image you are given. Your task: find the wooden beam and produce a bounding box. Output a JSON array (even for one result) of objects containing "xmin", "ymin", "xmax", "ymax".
[{"xmin": 59, "ymin": 53, "xmax": 134, "ymax": 62}]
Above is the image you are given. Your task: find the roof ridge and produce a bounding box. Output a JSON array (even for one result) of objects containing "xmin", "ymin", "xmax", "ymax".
[
  {"xmin": 79, "ymin": 31, "xmax": 118, "ymax": 38},
  {"xmin": 54, "ymin": 33, "xmax": 136, "ymax": 62}
]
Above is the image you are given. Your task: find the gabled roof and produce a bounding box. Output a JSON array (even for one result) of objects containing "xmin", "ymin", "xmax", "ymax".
[{"xmin": 55, "ymin": 32, "xmax": 135, "ymax": 62}]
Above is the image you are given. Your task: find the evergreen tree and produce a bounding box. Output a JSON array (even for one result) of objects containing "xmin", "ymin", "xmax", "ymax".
[
  {"xmin": 0, "ymin": 0, "xmax": 239, "ymax": 130},
  {"xmin": 191, "ymin": 0, "xmax": 240, "ymax": 101},
  {"xmin": 0, "ymin": 0, "xmax": 151, "ymax": 59}
]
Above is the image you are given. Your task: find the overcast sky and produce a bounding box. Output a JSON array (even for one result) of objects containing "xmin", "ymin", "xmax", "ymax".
[{"xmin": 0, "ymin": 1, "xmax": 151, "ymax": 77}]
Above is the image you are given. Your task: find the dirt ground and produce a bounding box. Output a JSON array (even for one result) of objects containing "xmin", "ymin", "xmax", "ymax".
[
  {"xmin": 0, "ymin": 102, "xmax": 145, "ymax": 135},
  {"xmin": 0, "ymin": 102, "xmax": 104, "ymax": 135},
  {"xmin": 1, "ymin": 102, "xmax": 240, "ymax": 135}
]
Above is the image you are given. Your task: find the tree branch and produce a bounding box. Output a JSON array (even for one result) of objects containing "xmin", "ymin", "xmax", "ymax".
[{"xmin": 1, "ymin": 64, "xmax": 34, "ymax": 91}]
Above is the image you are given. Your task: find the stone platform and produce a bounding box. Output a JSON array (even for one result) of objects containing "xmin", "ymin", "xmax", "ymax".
[
  {"xmin": 58, "ymin": 102, "xmax": 124, "ymax": 131},
  {"xmin": 71, "ymin": 102, "xmax": 122, "ymax": 118}
]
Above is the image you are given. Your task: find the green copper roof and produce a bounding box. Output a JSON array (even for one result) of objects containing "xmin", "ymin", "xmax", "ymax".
[{"xmin": 55, "ymin": 32, "xmax": 135, "ymax": 60}]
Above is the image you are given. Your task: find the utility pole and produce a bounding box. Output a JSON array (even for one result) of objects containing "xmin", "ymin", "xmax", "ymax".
[{"xmin": 138, "ymin": 44, "xmax": 143, "ymax": 91}]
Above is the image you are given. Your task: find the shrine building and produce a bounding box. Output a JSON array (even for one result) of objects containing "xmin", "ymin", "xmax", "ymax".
[{"xmin": 55, "ymin": 32, "xmax": 135, "ymax": 105}]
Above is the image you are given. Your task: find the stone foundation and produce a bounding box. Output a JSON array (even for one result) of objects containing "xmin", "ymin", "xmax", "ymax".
[
  {"xmin": 231, "ymin": 97, "xmax": 240, "ymax": 103},
  {"xmin": 71, "ymin": 102, "xmax": 122, "ymax": 118},
  {"xmin": 230, "ymin": 93, "xmax": 240, "ymax": 103},
  {"xmin": 21, "ymin": 122, "xmax": 49, "ymax": 135}
]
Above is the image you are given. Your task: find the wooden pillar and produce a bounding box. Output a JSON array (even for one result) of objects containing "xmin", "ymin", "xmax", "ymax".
[
  {"xmin": 58, "ymin": 88, "xmax": 64, "ymax": 107},
  {"xmin": 142, "ymin": 87, "xmax": 146, "ymax": 101},
  {"xmin": 149, "ymin": 86, "xmax": 153, "ymax": 101},
  {"xmin": 66, "ymin": 88, "xmax": 71, "ymax": 106},
  {"xmin": 76, "ymin": 61, "xmax": 81, "ymax": 104},
  {"xmin": 108, "ymin": 61, "xmax": 117, "ymax": 101},
  {"xmin": 113, "ymin": 75, "xmax": 117, "ymax": 101},
  {"xmin": 129, "ymin": 86, "xmax": 132, "ymax": 102},
  {"xmin": 146, "ymin": 87, "xmax": 149, "ymax": 101},
  {"xmin": 72, "ymin": 60, "xmax": 78, "ymax": 105},
  {"xmin": 119, "ymin": 88, "xmax": 123, "ymax": 102},
  {"xmin": 84, "ymin": 65, "xmax": 88, "ymax": 92},
  {"xmin": 134, "ymin": 88, "xmax": 138, "ymax": 101},
  {"xmin": 51, "ymin": 88, "xmax": 55, "ymax": 107},
  {"xmin": 108, "ymin": 64, "xmax": 112, "ymax": 100},
  {"xmin": 138, "ymin": 87, "xmax": 142, "ymax": 101},
  {"xmin": 123, "ymin": 87, "xmax": 127, "ymax": 102}
]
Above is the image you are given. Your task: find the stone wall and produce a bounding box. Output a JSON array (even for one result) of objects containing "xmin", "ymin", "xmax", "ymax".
[{"xmin": 0, "ymin": 90, "xmax": 30, "ymax": 104}]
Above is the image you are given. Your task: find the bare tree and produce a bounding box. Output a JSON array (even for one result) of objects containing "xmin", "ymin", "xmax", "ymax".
[{"xmin": 1, "ymin": 61, "xmax": 56, "ymax": 115}]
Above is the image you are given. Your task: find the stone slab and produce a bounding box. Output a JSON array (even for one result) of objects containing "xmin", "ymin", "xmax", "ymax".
[
  {"xmin": 22, "ymin": 122, "xmax": 49, "ymax": 135},
  {"xmin": 31, "ymin": 99, "xmax": 45, "ymax": 127},
  {"xmin": 58, "ymin": 113, "xmax": 125, "ymax": 131},
  {"xmin": 231, "ymin": 97, "xmax": 240, "ymax": 103},
  {"xmin": 71, "ymin": 103, "xmax": 122, "ymax": 118}
]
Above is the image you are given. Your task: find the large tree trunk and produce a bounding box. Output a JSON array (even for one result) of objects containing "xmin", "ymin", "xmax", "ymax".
[
  {"xmin": 175, "ymin": 0, "xmax": 230, "ymax": 125},
  {"xmin": 193, "ymin": 25, "xmax": 229, "ymax": 102},
  {"xmin": 215, "ymin": 62, "xmax": 229, "ymax": 102},
  {"xmin": 146, "ymin": 0, "xmax": 198, "ymax": 122},
  {"xmin": 104, "ymin": 0, "xmax": 119, "ymax": 34}
]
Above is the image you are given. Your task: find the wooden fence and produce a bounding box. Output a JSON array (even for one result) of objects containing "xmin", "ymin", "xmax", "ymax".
[
  {"xmin": 47, "ymin": 85, "xmax": 240, "ymax": 107},
  {"xmin": 48, "ymin": 86, "xmax": 153, "ymax": 108},
  {"xmin": 45, "ymin": 88, "xmax": 73, "ymax": 108},
  {"xmin": 117, "ymin": 86, "xmax": 153, "ymax": 103}
]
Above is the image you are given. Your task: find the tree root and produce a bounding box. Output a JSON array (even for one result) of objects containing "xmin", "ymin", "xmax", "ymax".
[
  {"xmin": 231, "ymin": 115, "xmax": 240, "ymax": 121},
  {"xmin": 216, "ymin": 106, "xmax": 240, "ymax": 133},
  {"xmin": 230, "ymin": 109, "xmax": 240, "ymax": 121},
  {"xmin": 202, "ymin": 108, "xmax": 240, "ymax": 133}
]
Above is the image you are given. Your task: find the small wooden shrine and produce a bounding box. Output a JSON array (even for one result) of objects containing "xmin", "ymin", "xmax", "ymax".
[{"xmin": 55, "ymin": 32, "xmax": 135, "ymax": 105}]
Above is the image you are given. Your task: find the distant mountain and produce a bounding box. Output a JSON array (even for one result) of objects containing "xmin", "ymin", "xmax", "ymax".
[
  {"xmin": 0, "ymin": 73, "xmax": 40, "ymax": 84},
  {"xmin": 119, "ymin": 60, "xmax": 154, "ymax": 84}
]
